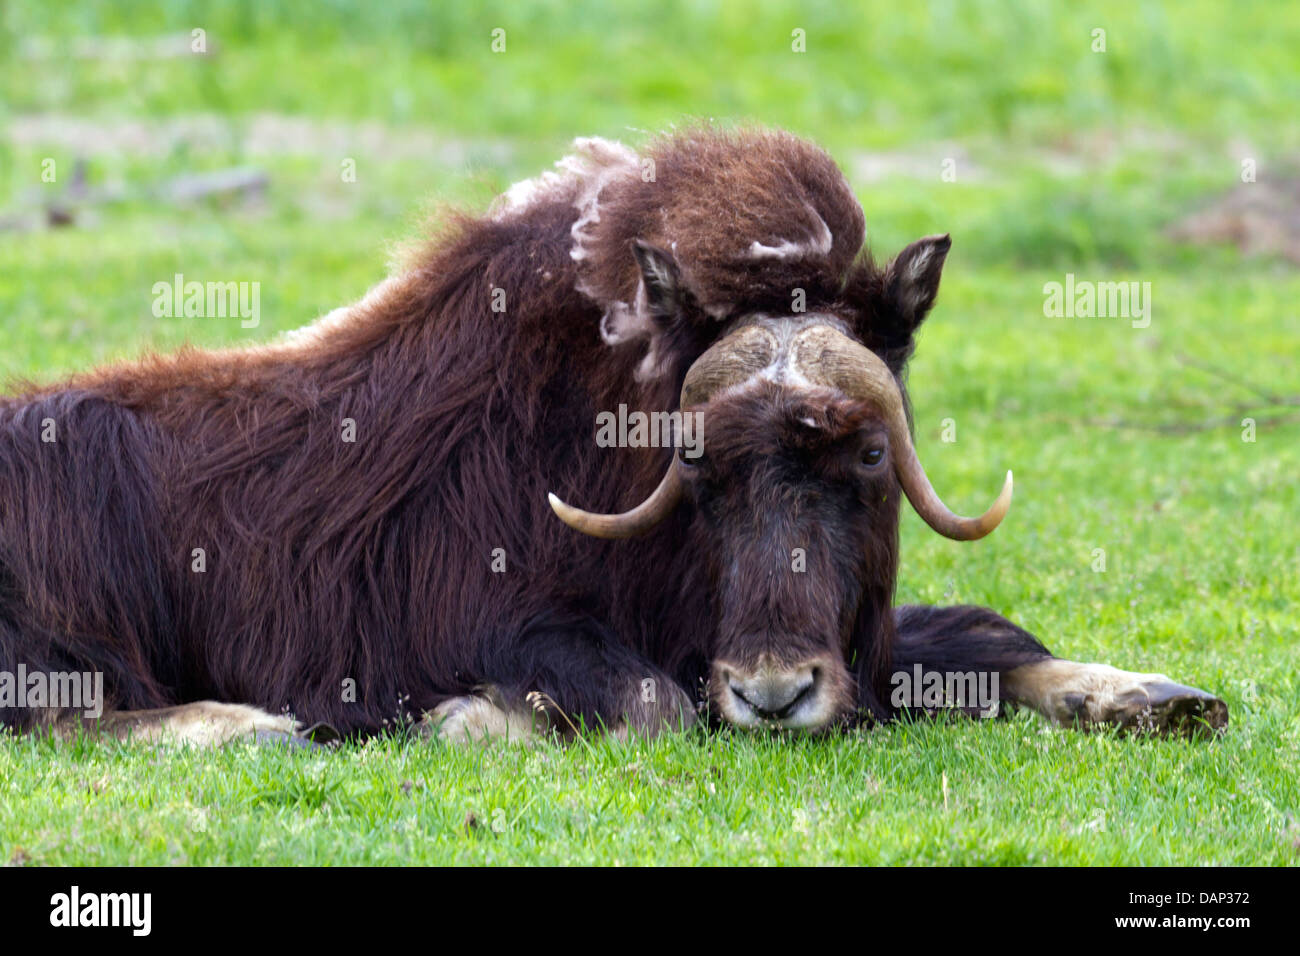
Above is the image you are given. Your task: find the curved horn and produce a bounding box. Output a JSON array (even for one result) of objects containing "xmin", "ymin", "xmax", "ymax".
[
  {"xmin": 792, "ymin": 325, "xmax": 1012, "ymax": 541},
  {"xmin": 548, "ymin": 466, "xmax": 684, "ymax": 539},
  {"xmin": 548, "ymin": 325, "xmax": 778, "ymax": 539}
]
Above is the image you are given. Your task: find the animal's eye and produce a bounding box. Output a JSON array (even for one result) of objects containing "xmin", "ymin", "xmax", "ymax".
[
  {"xmin": 677, "ymin": 444, "xmax": 703, "ymax": 466},
  {"xmin": 862, "ymin": 447, "xmax": 885, "ymax": 468}
]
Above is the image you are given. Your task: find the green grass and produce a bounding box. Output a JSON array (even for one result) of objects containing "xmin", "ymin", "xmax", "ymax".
[
  {"xmin": 1, "ymin": 0, "xmax": 1297, "ymax": 865},
  {"xmin": 2, "ymin": 713, "xmax": 1294, "ymax": 865}
]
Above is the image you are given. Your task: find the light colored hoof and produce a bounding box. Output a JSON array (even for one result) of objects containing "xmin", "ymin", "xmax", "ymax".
[{"xmin": 424, "ymin": 693, "xmax": 543, "ymax": 744}]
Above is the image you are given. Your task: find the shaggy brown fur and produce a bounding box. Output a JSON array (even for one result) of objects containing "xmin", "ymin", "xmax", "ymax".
[{"xmin": 0, "ymin": 125, "xmax": 1225, "ymax": 740}]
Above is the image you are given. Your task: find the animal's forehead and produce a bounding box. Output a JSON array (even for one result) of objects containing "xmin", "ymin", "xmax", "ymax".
[{"xmin": 699, "ymin": 379, "xmax": 884, "ymax": 458}]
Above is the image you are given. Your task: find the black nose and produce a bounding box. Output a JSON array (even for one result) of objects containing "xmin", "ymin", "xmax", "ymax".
[{"xmin": 728, "ymin": 667, "xmax": 818, "ymax": 719}]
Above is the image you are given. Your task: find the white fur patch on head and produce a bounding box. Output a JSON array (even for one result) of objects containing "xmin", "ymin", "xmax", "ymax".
[
  {"xmin": 599, "ymin": 279, "xmax": 653, "ymax": 345},
  {"xmin": 747, "ymin": 203, "xmax": 833, "ymax": 260},
  {"xmin": 489, "ymin": 137, "xmax": 640, "ymax": 237},
  {"xmin": 489, "ymin": 138, "xmax": 671, "ymax": 379},
  {"xmin": 493, "ymin": 171, "xmax": 570, "ymax": 218},
  {"xmin": 565, "ymin": 137, "xmax": 641, "ymax": 264}
]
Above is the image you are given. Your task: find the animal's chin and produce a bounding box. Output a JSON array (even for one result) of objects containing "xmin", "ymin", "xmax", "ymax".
[{"xmin": 721, "ymin": 708, "xmax": 843, "ymax": 733}]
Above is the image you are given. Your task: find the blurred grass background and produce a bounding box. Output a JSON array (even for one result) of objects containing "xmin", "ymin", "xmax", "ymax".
[{"xmin": 0, "ymin": 0, "xmax": 1297, "ymax": 865}]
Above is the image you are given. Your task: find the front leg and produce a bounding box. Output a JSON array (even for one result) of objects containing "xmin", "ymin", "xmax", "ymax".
[
  {"xmin": 423, "ymin": 613, "xmax": 697, "ymax": 744},
  {"xmin": 891, "ymin": 605, "xmax": 1228, "ymax": 737}
]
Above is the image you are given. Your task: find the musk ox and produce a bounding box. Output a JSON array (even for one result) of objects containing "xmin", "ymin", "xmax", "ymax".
[{"xmin": 0, "ymin": 126, "xmax": 1227, "ymax": 745}]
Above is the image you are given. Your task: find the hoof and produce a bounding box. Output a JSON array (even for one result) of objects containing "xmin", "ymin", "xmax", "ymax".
[
  {"xmin": 301, "ymin": 722, "xmax": 344, "ymax": 746},
  {"xmin": 1007, "ymin": 660, "xmax": 1230, "ymax": 740},
  {"xmin": 1112, "ymin": 681, "xmax": 1229, "ymax": 738},
  {"xmin": 422, "ymin": 691, "xmax": 542, "ymax": 744}
]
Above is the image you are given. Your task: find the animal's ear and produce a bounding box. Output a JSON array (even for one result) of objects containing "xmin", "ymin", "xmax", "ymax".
[
  {"xmin": 882, "ymin": 233, "xmax": 951, "ymax": 332},
  {"xmin": 631, "ymin": 239, "xmax": 683, "ymax": 320},
  {"xmin": 601, "ymin": 240, "xmax": 685, "ymax": 348}
]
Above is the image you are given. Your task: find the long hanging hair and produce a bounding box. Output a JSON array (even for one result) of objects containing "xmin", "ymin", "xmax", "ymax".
[{"xmin": 0, "ymin": 125, "xmax": 918, "ymax": 734}]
